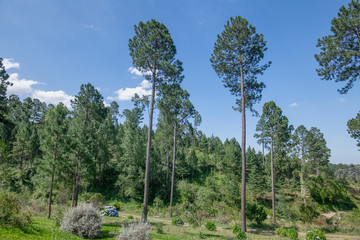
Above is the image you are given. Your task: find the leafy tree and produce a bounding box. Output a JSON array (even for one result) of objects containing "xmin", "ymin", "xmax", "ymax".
[
  {"xmin": 347, "ymin": 112, "xmax": 360, "ymax": 150},
  {"xmin": 210, "ymin": 16, "xmax": 270, "ymax": 231},
  {"xmin": 306, "ymin": 127, "xmax": 331, "ymax": 176},
  {"xmin": 292, "ymin": 125, "xmax": 310, "ymax": 199},
  {"xmin": 38, "ymin": 103, "xmax": 69, "ymax": 218},
  {"xmin": 255, "ymin": 101, "xmax": 291, "ymax": 224},
  {"xmin": 0, "ymin": 58, "xmax": 12, "ymax": 140},
  {"xmin": 315, "ymin": 0, "xmax": 360, "ymax": 94},
  {"xmin": 69, "ymin": 83, "xmax": 106, "ymax": 207},
  {"xmin": 129, "ymin": 19, "xmax": 179, "ymax": 222}
]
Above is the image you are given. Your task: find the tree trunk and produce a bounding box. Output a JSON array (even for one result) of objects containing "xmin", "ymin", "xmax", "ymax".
[
  {"xmin": 166, "ymin": 146, "xmax": 170, "ymax": 181},
  {"xmin": 240, "ymin": 62, "xmax": 247, "ymax": 232},
  {"xmin": 48, "ymin": 137, "xmax": 58, "ymax": 218},
  {"xmin": 262, "ymin": 141, "xmax": 265, "ymax": 168},
  {"xmin": 48, "ymin": 164, "xmax": 55, "ymax": 219},
  {"xmin": 169, "ymin": 123, "xmax": 177, "ymax": 217},
  {"xmin": 300, "ymin": 141, "xmax": 306, "ymax": 199},
  {"xmin": 270, "ymin": 132, "xmax": 276, "ymax": 224},
  {"xmin": 141, "ymin": 69, "xmax": 156, "ymax": 223},
  {"xmin": 316, "ymin": 162, "xmax": 320, "ymax": 177}
]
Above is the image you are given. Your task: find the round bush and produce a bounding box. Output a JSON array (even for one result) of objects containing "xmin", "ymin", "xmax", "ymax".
[
  {"xmin": 114, "ymin": 200, "xmax": 121, "ymax": 211},
  {"xmin": 89, "ymin": 193, "xmax": 105, "ymax": 208},
  {"xmin": 306, "ymin": 229, "xmax": 326, "ymax": 240},
  {"xmin": 171, "ymin": 216, "xmax": 184, "ymax": 226},
  {"xmin": 205, "ymin": 221, "xmax": 216, "ymax": 231},
  {"xmin": 117, "ymin": 222, "xmax": 150, "ymax": 240},
  {"xmin": 232, "ymin": 225, "xmax": 247, "ymax": 239},
  {"xmin": 276, "ymin": 228, "xmax": 287, "ymax": 237},
  {"xmin": 127, "ymin": 215, "xmax": 134, "ymax": 219},
  {"xmin": 286, "ymin": 229, "xmax": 299, "ymax": 240},
  {"xmin": 100, "ymin": 206, "xmax": 119, "ymax": 217},
  {"xmin": 60, "ymin": 204, "xmax": 102, "ymax": 239},
  {"xmin": 0, "ymin": 190, "xmax": 31, "ymax": 227}
]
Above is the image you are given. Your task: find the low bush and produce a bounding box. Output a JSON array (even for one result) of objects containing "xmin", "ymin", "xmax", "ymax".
[
  {"xmin": 306, "ymin": 229, "xmax": 326, "ymax": 240},
  {"xmin": 276, "ymin": 228, "xmax": 298, "ymax": 239},
  {"xmin": 100, "ymin": 206, "xmax": 119, "ymax": 217},
  {"xmin": 171, "ymin": 216, "xmax": 184, "ymax": 226},
  {"xmin": 60, "ymin": 204, "xmax": 102, "ymax": 239},
  {"xmin": 205, "ymin": 221, "xmax": 216, "ymax": 231},
  {"xmin": 117, "ymin": 222, "xmax": 150, "ymax": 240},
  {"xmin": 54, "ymin": 205, "xmax": 69, "ymax": 226},
  {"xmin": 114, "ymin": 200, "xmax": 121, "ymax": 211},
  {"xmin": 246, "ymin": 202, "xmax": 267, "ymax": 224},
  {"xmin": 127, "ymin": 215, "xmax": 134, "ymax": 219},
  {"xmin": 0, "ymin": 190, "xmax": 32, "ymax": 228},
  {"xmin": 232, "ymin": 225, "xmax": 247, "ymax": 239}
]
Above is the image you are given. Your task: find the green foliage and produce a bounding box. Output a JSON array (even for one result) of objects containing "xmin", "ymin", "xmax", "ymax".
[
  {"xmin": 309, "ymin": 176, "xmax": 352, "ymax": 207},
  {"xmin": 114, "ymin": 200, "xmax": 121, "ymax": 211},
  {"xmin": 171, "ymin": 216, "xmax": 184, "ymax": 226},
  {"xmin": 89, "ymin": 193, "xmax": 105, "ymax": 208},
  {"xmin": 276, "ymin": 228, "xmax": 298, "ymax": 240},
  {"xmin": 347, "ymin": 112, "xmax": 360, "ymax": 150},
  {"xmin": 232, "ymin": 225, "xmax": 247, "ymax": 239},
  {"xmin": 0, "ymin": 190, "xmax": 32, "ymax": 227},
  {"xmin": 246, "ymin": 202, "xmax": 267, "ymax": 224},
  {"xmin": 210, "ymin": 16, "xmax": 270, "ymax": 113},
  {"xmin": 127, "ymin": 215, "xmax": 134, "ymax": 219},
  {"xmin": 205, "ymin": 221, "xmax": 216, "ymax": 231},
  {"xmin": 306, "ymin": 229, "xmax": 326, "ymax": 240},
  {"xmin": 315, "ymin": 0, "xmax": 360, "ymax": 94}
]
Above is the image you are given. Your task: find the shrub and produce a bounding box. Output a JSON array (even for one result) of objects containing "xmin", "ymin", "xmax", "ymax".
[
  {"xmin": 205, "ymin": 221, "xmax": 216, "ymax": 231},
  {"xmin": 89, "ymin": 193, "xmax": 105, "ymax": 208},
  {"xmin": 114, "ymin": 200, "xmax": 121, "ymax": 211},
  {"xmin": 54, "ymin": 205, "xmax": 69, "ymax": 226},
  {"xmin": 117, "ymin": 222, "xmax": 150, "ymax": 240},
  {"xmin": 172, "ymin": 216, "xmax": 184, "ymax": 226},
  {"xmin": 246, "ymin": 202, "xmax": 267, "ymax": 224},
  {"xmin": 276, "ymin": 228, "xmax": 298, "ymax": 239},
  {"xmin": 155, "ymin": 222, "xmax": 164, "ymax": 234},
  {"xmin": 0, "ymin": 190, "xmax": 32, "ymax": 227},
  {"xmin": 127, "ymin": 215, "xmax": 134, "ymax": 219},
  {"xmin": 232, "ymin": 225, "xmax": 247, "ymax": 239},
  {"xmin": 286, "ymin": 229, "xmax": 299, "ymax": 240},
  {"xmin": 306, "ymin": 229, "xmax": 326, "ymax": 240},
  {"xmin": 276, "ymin": 228, "xmax": 287, "ymax": 237},
  {"xmin": 60, "ymin": 204, "xmax": 102, "ymax": 239},
  {"xmin": 100, "ymin": 206, "xmax": 119, "ymax": 217}
]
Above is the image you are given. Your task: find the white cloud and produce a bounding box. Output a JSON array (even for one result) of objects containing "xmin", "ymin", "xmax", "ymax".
[
  {"xmin": 290, "ymin": 102, "xmax": 299, "ymax": 108},
  {"xmin": 110, "ymin": 87, "xmax": 151, "ymax": 101},
  {"xmin": 86, "ymin": 24, "xmax": 95, "ymax": 29},
  {"xmin": 128, "ymin": 67, "xmax": 143, "ymax": 77},
  {"xmin": 3, "ymin": 58, "xmax": 20, "ymax": 70},
  {"xmin": 140, "ymin": 80, "xmax": 151, "ymax": 89},
  {"xmin": 128, "ymin": 67, "xmax": 152, "ymax": 78},
  {"xmin": 339, "ymin": 98, "xmax": 346, "ymax": 103},
  {"xmin": 7, "ymin": 73, "xmax": 39, "ymax": 95},
  {"xmin": 32, "ymin": 90, "xmax": 74, "ymax": 108}
]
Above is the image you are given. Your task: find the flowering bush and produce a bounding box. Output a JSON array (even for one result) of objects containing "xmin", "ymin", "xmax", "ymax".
[
  {"xmin": 171, "ymin": 216, "xmax": 184, "ymax": 226},
  {"xmin": 60, "ymin": 204, "xmax": 102, "ymax": 239},
  {"xmin": 100, "ymin": 206, "xmax": 119, "ymax": 217},
  {"xmin": 306, "ymin": 229, "xmax": 326, "ymax": 240}
]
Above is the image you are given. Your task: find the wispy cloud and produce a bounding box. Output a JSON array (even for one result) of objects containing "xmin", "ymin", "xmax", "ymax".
[
  {"xmin": 108, "ymin": 80, "xmax": 151, "ymax": 101},
  {"xmin": 7, "ymin": 73, "xmax": 40, "ymax": 95},
  {"xmin": 32, "ymin": 90, "xmax": 74, "ymax": 108},
  {"xmin": 128, "ymin": 67, "xmax": 152, "ymax": 78},
  {"xmin": 339, "ymin": 98, "xmax": 346, "ymax": 103},
  {"xmin": 3, "ymin": 58, "xmax": 20, "ymax": 70},
  {"xmin": 290, "ymin": 102, "xmax": 299, "ymax": 108}
]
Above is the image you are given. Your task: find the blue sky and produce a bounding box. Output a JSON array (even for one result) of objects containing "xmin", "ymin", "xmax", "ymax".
[{"xmin": 1, "ymin": 0, "xmax": 359, "ymax": 164}]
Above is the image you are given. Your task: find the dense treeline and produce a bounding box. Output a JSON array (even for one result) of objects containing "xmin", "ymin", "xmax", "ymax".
[{"xmin": 1, "ymin": 56, "xmax": 358, "ymax": 225}]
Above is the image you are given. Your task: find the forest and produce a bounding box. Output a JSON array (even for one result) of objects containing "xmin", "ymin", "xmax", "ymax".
[{"xmin": 1, "ymin": 1, "xmax": 360, "ymax": 240}]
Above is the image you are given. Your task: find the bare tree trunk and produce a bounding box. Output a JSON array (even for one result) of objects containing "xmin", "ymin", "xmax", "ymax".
[
  {"xmin": 262, "ymin": 141, "xmax": 265, "ymax": 168},
  {"xmin": 169, "ymin": 123, "xmax": 177, "ymax": 217},
  {"xmin": 240, "ymin": 62, "xmax": 247, "ymax": 232},
  {"xmin": 316, "ymin": 162, "xmax": 320, "ymax": 177},
  {"xmin": 300, "ymin": 142, "xmax": 306, "ymax": 199},
  {"xmin": 141, "ymin": 70, "xmax": 156, "ymax": 223},
  {"xmin": 270, "ymin": 132, "xmax": 276, "ymax": 224},
  {"xmin": 166, "ymin": 146, "xmax": 170, "ymax": 181},
  {"xmin": 48, "ymin": 164, "xmax": 55, "ymax": 218},
  {"xmin": 48, "ymin": 137, "xmax": 58, "ymax": 218}
]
